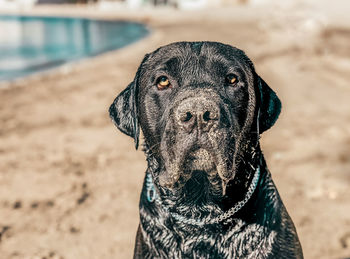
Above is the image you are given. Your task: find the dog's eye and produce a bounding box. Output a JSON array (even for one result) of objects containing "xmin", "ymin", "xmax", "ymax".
[
  {"xmin": 157, "ymin": 76, "xmax": 171, "ymax": 90},
  {"xmin": 226, "ymin": 74, "xmax": 238, "ymax": 85}
]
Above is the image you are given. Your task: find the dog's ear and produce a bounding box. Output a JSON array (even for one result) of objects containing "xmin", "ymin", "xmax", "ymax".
[
  {"xmin": 109, "ymin": 54, "xmax": 149, "ymax": 149},
  {"xmin": 257, "ymin": 76, "xmax": 282, "ymax": 133},
  {"xmin": 109, "ymin": 81, "xmax": 140, "ymax": 149}
]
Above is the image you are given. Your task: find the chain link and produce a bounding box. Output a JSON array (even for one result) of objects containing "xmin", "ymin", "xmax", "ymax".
[{"xmin": 146, "ymin": 166, "xmax": 260, "ymax": 226}]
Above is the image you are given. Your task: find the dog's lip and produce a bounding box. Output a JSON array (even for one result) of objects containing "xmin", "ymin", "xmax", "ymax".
[
  {"xmin": 184, "ymin": 147, "xmax": 216, "ymax": 172},
  {"xmin": 159, "ymin": 128, "xmax": 237, "ymax": 187}
]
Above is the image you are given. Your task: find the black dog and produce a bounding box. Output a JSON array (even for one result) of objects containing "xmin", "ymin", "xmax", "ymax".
[{"xmin": 109, "ymin": 42, "xmax": 303, "ymax": 258}]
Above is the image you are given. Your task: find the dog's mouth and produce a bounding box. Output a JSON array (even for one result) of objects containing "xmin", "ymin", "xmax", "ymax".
[
  {"xmin": 157, "ymin": 146, "xmax": 233, "ymax": 205},
  {"xmin": 158, "ymin": 136, "xmax": 236, "ymax": 193}
]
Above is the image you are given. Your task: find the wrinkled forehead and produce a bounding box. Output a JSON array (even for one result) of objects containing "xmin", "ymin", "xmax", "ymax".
[{"xmin": 141, "ymin": 42, "xmax": 255, "ymax": 80}]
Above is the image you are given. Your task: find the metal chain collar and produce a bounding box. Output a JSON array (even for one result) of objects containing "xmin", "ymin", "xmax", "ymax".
[{"xmin": 146, "ymin": 166, "xmax": 260, "ymax": 226}]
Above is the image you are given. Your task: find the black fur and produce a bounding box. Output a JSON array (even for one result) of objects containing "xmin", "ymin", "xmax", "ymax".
[{"xmin": 109, "ymin": 42, "xmax": 303, "ymax": 258}]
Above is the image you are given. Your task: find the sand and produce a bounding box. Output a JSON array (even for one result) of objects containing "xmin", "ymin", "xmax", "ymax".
[{"xmin": 0, "ymin": 1, "xmax": 350, "ymax": 258}]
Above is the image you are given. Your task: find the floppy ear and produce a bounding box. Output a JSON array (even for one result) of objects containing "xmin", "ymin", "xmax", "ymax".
[
  {"xmin": 257, "ymin": 76, "xmax": 282, "ymax": 133},
  {"xmin": 109, "ymin": 80, "xmax": 140, "ymax": 149},
  {"xmin": 109, "ymin": 54, "xmax": 149, "ymax": 149}
]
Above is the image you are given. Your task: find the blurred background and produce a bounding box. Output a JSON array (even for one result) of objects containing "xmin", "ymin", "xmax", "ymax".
[{"xmin": 0, "ymin": 0, "xmax": 349, "ymax": 258}]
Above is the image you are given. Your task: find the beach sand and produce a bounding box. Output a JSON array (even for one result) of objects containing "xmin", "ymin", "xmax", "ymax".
[{"xmin": 0, "ymin": 2, "xmax": 350, "ymax": 258}]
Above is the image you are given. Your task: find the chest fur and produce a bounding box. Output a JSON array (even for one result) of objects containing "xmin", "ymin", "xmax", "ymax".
[{"xmin": 139, "ymin": 210, "xmax": 277, "ymax": 259}]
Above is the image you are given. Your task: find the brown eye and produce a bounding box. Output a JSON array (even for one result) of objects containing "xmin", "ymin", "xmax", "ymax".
[
  {"xmin": 226, "ymin": 74, "xmax": 238, "ymax": 85},
  {"xmin": 157, "ymin": 76, "xmax": 171, "ymax": 90}
]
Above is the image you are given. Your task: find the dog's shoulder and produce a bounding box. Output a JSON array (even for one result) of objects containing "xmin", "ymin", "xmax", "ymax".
[{"xmin": 254, "ymin": 166, "xmax": 303, "ymax": 258}]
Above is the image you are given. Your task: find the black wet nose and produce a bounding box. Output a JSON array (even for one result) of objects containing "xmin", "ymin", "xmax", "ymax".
[{"xmin": 176, "ymin": 97, "xmax": 220, "ymax": 133}]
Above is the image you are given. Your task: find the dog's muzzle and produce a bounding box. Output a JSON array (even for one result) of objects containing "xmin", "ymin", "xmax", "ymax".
[{"xmin": 158, "ymin": 93, "xmax": 235, "ymax": 189}]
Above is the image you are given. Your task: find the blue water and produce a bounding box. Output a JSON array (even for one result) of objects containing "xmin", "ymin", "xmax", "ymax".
[{"xmin": 0, "ymin": 15, "xmax": 149, "ymax": 81}]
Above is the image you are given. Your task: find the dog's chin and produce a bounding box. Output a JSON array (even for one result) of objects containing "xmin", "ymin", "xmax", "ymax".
[
  {"xmin": 175, "ymin": 149, "xmax": 224, "ymax": 199},
  {"xmin": 184, "ymin": 148, "xmax": 216, "ymax": 173}
]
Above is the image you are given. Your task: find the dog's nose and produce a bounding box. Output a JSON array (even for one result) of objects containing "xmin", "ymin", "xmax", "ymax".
[{"xmin": 176, "ymin": 97, "xmax": 220, "ymax": 133}]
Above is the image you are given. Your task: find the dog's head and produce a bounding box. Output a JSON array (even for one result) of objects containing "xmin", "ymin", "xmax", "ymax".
[{"xmin": 109, "ymin": 42, "xmax": 280, "ymax": 203}]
